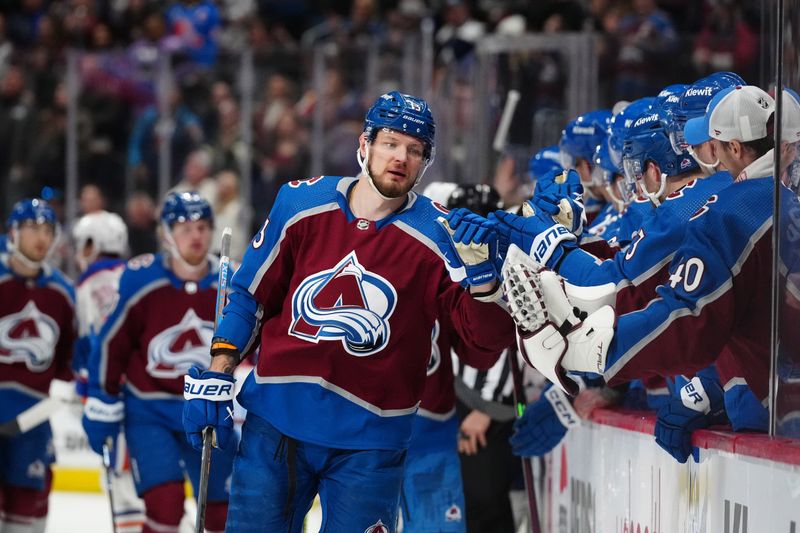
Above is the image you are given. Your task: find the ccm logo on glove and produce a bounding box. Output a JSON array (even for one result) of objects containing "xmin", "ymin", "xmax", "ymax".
[{"xmin": 184, "ymin": 377, "xmax": 235, "ymax": 401}]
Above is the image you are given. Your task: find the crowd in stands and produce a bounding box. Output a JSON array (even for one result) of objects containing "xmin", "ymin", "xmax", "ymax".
[{"xmin": 0, "ymin": 0, "xmax": 763, "ymax": 263}]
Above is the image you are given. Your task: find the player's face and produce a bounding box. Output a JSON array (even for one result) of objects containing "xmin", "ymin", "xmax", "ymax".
[
  {"xmin": 15, "ymin": 222, "xmax": 55, "ymax": 262},
  {"xmin": 575, "ymin": 158, "xmax": 593, "ymax": 186},
  {"xmin": 642, "ymin": 162, "xmax": 662, "ymax": 198},
  {"xmin": 171, "ymin": 219, "xmax": 212, "ymax": 266},
  {"xmin": 691, "ymin": 141, "xmax": 718, "ymax": 175},
  {"xmin": 362, "ymin": 129, "xmax": 426, "ymax": 198}
]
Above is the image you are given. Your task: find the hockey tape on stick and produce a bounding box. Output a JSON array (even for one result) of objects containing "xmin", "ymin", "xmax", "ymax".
[
  {"xmin": 0, "ymin": 397, "xmax": 62, "ymax": 436},
  {"xmin": 493, "ymin": 90, "xmax": 521, "ymax": 152}
]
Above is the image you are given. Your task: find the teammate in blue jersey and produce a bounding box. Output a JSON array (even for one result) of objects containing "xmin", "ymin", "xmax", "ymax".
[
  {"xmin": 83, "ymin": 192, "xmax": 233, "ymax": 533},
  {"xmin": 0, "ymin": 199, "xmax": 75, "ymax": 533},
  {"xmin": 72, "ymin": 211, "xmax": 144, "ymax": 533},
  {"xmin": 183, "ymin": 92, "xmax": 514, "ymax": 533},
  {"xmin": 528, "ymin": 145, "xmax": 563, "ymax": 183},
  {"xmin": 506, "ymin": 86, "xmax": 800, "ymax": 462}
]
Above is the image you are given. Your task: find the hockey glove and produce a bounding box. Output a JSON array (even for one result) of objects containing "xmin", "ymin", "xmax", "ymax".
[
  {"xmin": 654, "ymin": 376, "xmax": 726, "ymax": 463},
  {"xmin": 183, "ymin": 365, "xmax": 236, "ymax": 451},
  {"xmin": 510, "ymin": 384, "xmax": 580, "ymax": 457},
  {"xmin": 436, "ymin": 208, "xmax": 500, "ymax": 287},
  {"xmin": 501, "ymin": 245, "xmax": 614, "ymax": 396},
  {"xmin": 490, "ymin": 205, "xmax": 577, "ymax": 270},
  {"xmin": 534, "ymin": 168, "xmax": 584, "ymax": 199},
  {"xmin": 82, "ymin": 392, "xmax": 124, "ymax": 463},
  {"xmin": 532, "ymin": 192, "xmax": 586, "ymax": 236}
]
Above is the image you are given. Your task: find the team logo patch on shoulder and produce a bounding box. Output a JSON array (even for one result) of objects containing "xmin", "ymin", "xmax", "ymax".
[
  {"xmin": 290, "ymin": 251, "xmax": 397, "ymax": 356},
  {"xmin": 445, "ymin": 503, "xmax": 463, "ymax": 522},
  {"xmin": 0, "ymin": 301, "xmax": 60, "ymax": 372},
  {"xmin": 427, "ymin": 320, "xmax": 441, "ymax": 376},
  {"xmin": 146, "ymin": 309, "xmax": 214, "ymax": 378}
]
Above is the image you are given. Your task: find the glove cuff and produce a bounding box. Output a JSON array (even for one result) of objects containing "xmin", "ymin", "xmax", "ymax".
[
  {"xmin": 184, "ymin": 373, "xmax": 235, "ymax": 401},
  {"xmin": 530, "ymin": 224, "xmax": 576, "ymax": 268},
  {"xmin": 543, "ymin": 386, "xmax": 580, "ymax": 429},
  {"xmin": 84, "ymin": 396, "xmax": 124, "ymax": 423}
]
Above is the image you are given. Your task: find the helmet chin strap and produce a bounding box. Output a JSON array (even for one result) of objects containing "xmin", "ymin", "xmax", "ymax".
[
  {"xmin": 356, "ymin": 142, "xmax": 431, "ymax": 201},
  {"xmin": 162, "ymin": 223, "xmax": 209, "ymax": 275},
  {"xmin": 604, "ymin": 184, "xmax": 625, "ymax": 212},
  {"xmin": 639, "ymin": 171, "xmax": 667, "ymax": 207},
  {"xmin": 687, "ymin": 145, "xmax": 720, "ymax": 175}
]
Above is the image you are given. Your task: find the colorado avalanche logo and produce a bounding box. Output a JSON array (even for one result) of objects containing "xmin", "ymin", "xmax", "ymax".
[
  {"xmin": 146, "ymin": 309, "xmax": 214, "ymax": 378},
  {"xmin": 0, "ymin": 301, "xmax": 60, "ymax": 372},
  {"xmin": 427, "ymin": 320, "xmax": 441, "ymax": 376},
  {"xmin": 364, "ymin": 520, "xmax": 389, "ymax": 533},
  {"xmin": 290, "ymin": 251, "xmax": 397, "ymax": 357}
]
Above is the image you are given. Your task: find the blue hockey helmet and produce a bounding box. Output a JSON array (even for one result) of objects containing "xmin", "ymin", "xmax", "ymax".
[
  {"xmin": 668, "ymin": 71, "xmax": 746, "ymax": 154},
  {"xmin": 6, "ymin": 198, "xmax": 57, "ymax": 230},
  {"xmin": 622, "ymin": 105, "xmax": 698, "ymax": 205},
  {"xmin": 559, "ymin": 109, "xmax": 612, "ymax": 169},
  {"xmin": 607, "ymin": 97, "xmax": 655, "ymax": 170},
  {"xmin": 363, "ymin": 91, "xmax": 436, "ymax": 159},
  {"xmin": 528, "ymin": 145, "xmax": 563, "ymax": 181},
  {"xmin": 160, "ymin": 191, "xmax": 214, "ymax": 228}
]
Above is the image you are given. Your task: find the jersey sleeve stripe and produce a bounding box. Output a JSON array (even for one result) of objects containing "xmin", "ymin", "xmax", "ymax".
[
  {"xmin": 246, "ymin": 202, "xmax": 340, "ymax": 295},
  {"xmin": 253, "ymin": 373, "xmax": 419, "ymax": 417}
]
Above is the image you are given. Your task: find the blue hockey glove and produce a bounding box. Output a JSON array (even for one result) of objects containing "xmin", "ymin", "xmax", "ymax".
[
  {"xmin": 490, "ymin": 206, "xmax": 577, "ymax": 269},
  {"xmin": 436, "ymin": 208, "xmax": 500, "ymax": 287},
  {"xmin": 534, "ymin": 168, "xmax": 584, "ymax": 199},
  {"xmin": 510, "ymin": 384, "xmax": 580, "ymax": 457},
  {"xmin": 82, "ymin": 392, "xmax": 124, "ymax": 463},
  {"xmin": 654, "ymin": 376, "xmax": 727, "ymax": 463},
  {"xmin": 183, "ymin": 365, "xmax": 236, "ymax": 451},
  {"xmin": 532, "ymin": 192, "xmax": 586, "ymax": 236}
]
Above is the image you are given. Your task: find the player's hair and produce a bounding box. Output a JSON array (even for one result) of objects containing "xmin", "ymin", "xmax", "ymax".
[{"xmin": 719, "ymin": 114, "xmax": 775, "ymax": 159}]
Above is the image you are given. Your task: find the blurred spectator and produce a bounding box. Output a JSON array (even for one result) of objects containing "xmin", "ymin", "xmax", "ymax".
[
  {"xmin": 125, "ymin": 190, "xmax": 159, "ymax": 256},
  {"xmin": 0, "ymin": 14, "xmax": 13, "ymax": 78},
  {"xmin": 6, "ymin": 0, "xmax": 47, "ymax": 48},
  {"xmin": 526, "ymin": 0, "xmax": 586, "ymax": 32},
  {"xmin": 614, "ymin": 0, "xmax": 679, "ymax": 100},
  {"xmin": 212, "ymin": 169, "xmax": 252, "ymax": 261},
  {"xmin": 254, "ymin": 73, "xmax": 296, "ymax": 142},
  {"xmin": 692, "ymin": 1, "xmax": 758, "ymax": 80},
  {"xmin": 171, "ymin": 148, "xmax": 217, "ymax": 203},
  {"xmin": 79, "ymin": 183, "xmax": 106, "ymax": 214},
  {"xmin": 435, "ymin": 0, "xmax": 485, "ymax": 67},
  {"xmin": 127, "ymin": 85, "xmax": 204, "ymax": 193},
  {"xmin": 0, "ymin": 65, "xmax": 36, "ymax": 215},
  {"xmin": 56, "ymin": 0, "xmax": 100, "ymax": 47},
  {"xmin": 209, "ymin": 97, "xmax": 247, "ymax": 173},
  {"xmin": 165, "ymin": 0, "xmax": 221, "ymax": 66}
]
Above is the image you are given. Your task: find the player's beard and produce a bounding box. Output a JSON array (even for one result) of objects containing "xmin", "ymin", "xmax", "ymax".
[{"xmin": 369, "ymin": 163, "xmax": 417, "ymax": 199}]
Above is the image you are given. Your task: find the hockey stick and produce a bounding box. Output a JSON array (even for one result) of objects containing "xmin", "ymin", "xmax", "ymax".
[
  {"xmin": 493, "ymin": 90, "xmax": 521, "ymax": 153},
  {"xmin": 194, "ymin": 227, "xmax": 232, "ymax": 533},
  {"xmin": 508, "ymin": 349, "xmax": 542, "ymax": 533},
  {"xmin": 102, "ymin": 437, "xmax": 119, "ymax": 533},
  {"xmin": 0, "ymin": 397, "xmax": 62, "ymax": 437}
]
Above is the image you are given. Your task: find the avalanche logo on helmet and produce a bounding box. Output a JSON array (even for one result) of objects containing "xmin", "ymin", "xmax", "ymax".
[
  {"xmin": 0, "ymin": 301, "xmax": 60, "ymax": 372},
  {"xmin": 147, "ymin": 309, "xmax": 214, "ymax": 378},
  {"xmin": 290, "ymin": 251, "xmax": 397, "ymax": 357}
]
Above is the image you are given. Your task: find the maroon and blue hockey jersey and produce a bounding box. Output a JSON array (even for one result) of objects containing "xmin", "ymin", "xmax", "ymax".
[
  {"xmin": 0, "ymin": 255, "xmax": 75, "ymax": 421},
  {"xmin": 217, "ymin": 176, "xmax": 513, "ymax": 450}
]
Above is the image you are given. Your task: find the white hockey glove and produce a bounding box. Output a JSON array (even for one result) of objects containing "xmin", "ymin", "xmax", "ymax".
[{"xmin": 501, "ymin": 244, "xmax": 615, "ymax": 396}]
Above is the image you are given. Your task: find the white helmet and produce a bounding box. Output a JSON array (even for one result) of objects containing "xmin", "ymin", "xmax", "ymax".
[{"xmin": 73, "ymin": 210, "xmax": 129, "ymax": 263}]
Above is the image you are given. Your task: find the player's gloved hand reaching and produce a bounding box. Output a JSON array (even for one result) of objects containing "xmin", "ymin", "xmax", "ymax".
[
  {"xmin": 531, "ymin": 169, "xmax": 586, "ymax": 236},
  {"xmin": 436, "ymin": 208, "xmax": 500, "ymax": 287},
  {"xmin": 82, "ymin": 391, "xmax": 124, "ymax": 464},
  {"xmin": 510, "ymin": 383, "xmax": 580, "ymax": 457},
  {"xmin": 183, "ymin": 364, "xmax": 236, "ymax": 451},
  {"xmin": 654, "ymin": 376, "xmax": 727, "ymax": 463},
  {"xmin": 490, "ymin": 203, "xmax": 577, "ymax": 270}
]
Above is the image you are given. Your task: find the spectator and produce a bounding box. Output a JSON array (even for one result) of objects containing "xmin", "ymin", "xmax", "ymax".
[
  {"xmin": 209, "ymin": 97, "xmax": 247, "ymax": 173},
  {"xmin": 124, "ymin": 191, "xmax": 158, "ymax": 256},
  {"xmin": 165, "ymin": 0, "xmax": 221, "ymax": 66},
  {"xmin": 0, "ymin": 14, "xmax": 13, "ymax": 78},
  {"xmin": 0, "ymin": 65, "xmax": 36, "ymax": 216},
  {"xmin": 692, "ymin": 2, "xmax": 758, "ymax": 80},
  {"xmin": 614, "ymin": 0, "xmax": 679, "ymax": 100},
  {"xmin": 435, "ymin": 0, "xmax": 486, "ymax": 67},
  {"xmin": 171, "ymin": 148, "xmax": 217, "ymax": 203},
  {"xmin": 212, "ymin": 169, "xmax": 252, "ymax": 261},
  {"xmin": 79, "ymin": 183, "xmax": 106, "ymax": 215},
  {"xmin": 127, "ymin": 85, "xmax": 204, "ymax": 194}
]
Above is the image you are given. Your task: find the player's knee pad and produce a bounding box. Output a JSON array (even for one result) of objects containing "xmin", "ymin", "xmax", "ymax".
[
  {"xmin": 204, "ymin": 501, "xmax": 228, "ymax": 533},
  {"xmin": 142, "ymin": 481, "xmax": 185, "ymax": 532}
]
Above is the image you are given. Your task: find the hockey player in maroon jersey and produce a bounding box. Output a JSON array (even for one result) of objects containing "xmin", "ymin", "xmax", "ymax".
[
  {"xmin": 83, "ymin": 192, "xmax": 233, "ymax": 533},
  {"xmin": 0, "ymin": 199, "xmax": 76, "ymax": 533},
  {"xmin": 182, "ymin": 92, "xmax": 513, "ymax": 532}
]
